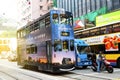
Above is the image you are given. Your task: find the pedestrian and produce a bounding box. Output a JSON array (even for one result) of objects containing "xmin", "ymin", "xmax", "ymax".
[
  {"xmin": 96, "ymin": 51, "xmax": 103, "ymax": 72},
  {"xmin": 91, "ymin": 52, "xmax": 96, "ymax": 64}
]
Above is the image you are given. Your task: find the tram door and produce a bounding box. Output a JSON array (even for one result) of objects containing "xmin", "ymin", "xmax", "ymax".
[{"xmin": 46, "ymin": 41, "xmax": 52, "ymax": 69}]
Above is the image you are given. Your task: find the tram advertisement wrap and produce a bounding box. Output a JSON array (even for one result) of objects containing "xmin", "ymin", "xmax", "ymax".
[{"xmin": 81, "ymin": 33, "xmax": 120, "ymax": 51}]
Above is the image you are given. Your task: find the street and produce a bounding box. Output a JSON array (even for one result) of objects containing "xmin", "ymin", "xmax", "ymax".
[
  {"xmin": 0, "ymin": 59, "xmax": 120, "ymax": 80},
  {"xmin": 0, "ymin": 0, "xmax": 120, "ymax": 80}
]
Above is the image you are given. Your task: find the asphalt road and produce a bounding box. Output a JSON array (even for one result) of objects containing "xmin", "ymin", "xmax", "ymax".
[{"xmin": 0, "ymin": 59, "xmax": 120, "ymax": 80}]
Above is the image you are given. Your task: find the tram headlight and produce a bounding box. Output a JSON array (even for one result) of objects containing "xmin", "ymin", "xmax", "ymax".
[{"xmin": 77, "ymin": 57, "xmax": 81, "ymax": 62}]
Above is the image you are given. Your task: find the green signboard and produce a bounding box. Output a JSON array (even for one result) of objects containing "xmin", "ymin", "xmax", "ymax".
[{"xmin": 96, "ymin": 10, "xmax": 120, "ymax": 26}]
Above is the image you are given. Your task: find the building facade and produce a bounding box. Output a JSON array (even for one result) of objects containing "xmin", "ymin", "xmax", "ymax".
[
  {"xmin": 56, "ymin": 0, "xmax": 120, "ymax": 18},
  {"xmin": 17, "ymin": 0, "xmax": 53, "ymax": 26},
  {"xmin": 54, "ymin": 0, "xmax": 120, "ymax": 30}
]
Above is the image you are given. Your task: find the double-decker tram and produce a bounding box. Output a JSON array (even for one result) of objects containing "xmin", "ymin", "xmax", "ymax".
[{"xmin": 17, "ymin": 8, "xmax": 75, "ymax": 73}]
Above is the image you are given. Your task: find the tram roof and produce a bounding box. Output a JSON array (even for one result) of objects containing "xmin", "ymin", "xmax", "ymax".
[{"xmin": 17, "ymin": 8, "xmax": 72, "ymax": 32}]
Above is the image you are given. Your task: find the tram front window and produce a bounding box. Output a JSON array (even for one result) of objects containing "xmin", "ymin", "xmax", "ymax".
[
  {"xmin": 62, "ymin": 40, "xmax": 69, "ymax": 51},
  {"xmin": 60, "ymin": 14, "xmax": 72, "ymax": 25},
  {"xmin": 52, "ymin": 14, "xmax": 59, "ymax": 24}
]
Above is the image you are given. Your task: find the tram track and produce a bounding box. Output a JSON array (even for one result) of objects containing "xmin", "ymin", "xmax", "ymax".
[
  {"xmin": 0, "ymin": 66, "xmax": 113, "ymax": 80},
  {"xmin": 75, "ymin": 72, "xmax": 112, "ymax": 80},
  {"xmin": 0, "ymin": 62, "xmax": 51, "ymax": 80},
  {"xmin": 0, "ymin": 70, "xmax": 113, "ymax": 80},
  {"xmin": 0, "ymin": 71, "xmax": 18, "ymax": 80},
  {"xmin": 0, "ymin": 61, "xmax": 117, "ymax": 80},
  {"xmin": 62, "ymin": 71, "xmax": 113, "ymax": 80},
  {"xmin": 0, "ymin": 70, "xmax": 43, "ymax": 80},
  {"xmin": 0, "ymin": 64, "xmax": 69, "ymax": 80}
]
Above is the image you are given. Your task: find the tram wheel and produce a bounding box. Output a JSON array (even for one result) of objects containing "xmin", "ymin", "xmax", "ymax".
[{"xmin": 117, "ymin": 58, "xmax": 120, "ymax": 68}]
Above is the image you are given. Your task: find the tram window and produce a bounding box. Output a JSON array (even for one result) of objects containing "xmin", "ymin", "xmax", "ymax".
[
  {"xmin": 100, "ymin": 27, "xmax": 106, "ymax": 34},
  {"xmin": 81, "ymin": 31, "xmax": 89, "ymax": 37},
  {"xmin": 45, "ymin": 15, "xmax": 50, "ymax": 28},
  {"xmin": 40, "ymin": 19, "xmax": 45, "ymax": 28},
  {"xmin": 39, "ymin": 21, "xmax": 41, "ymax": 29},
  {"xmin": 31, "ymin": 47, "xmax": 34, "ymax": 53},
  {"xmin": 21, "ymin": 30, "xmax": 26, "ymax": 37},
  {"xmin": 79, "ymin": 35, "xmax": 83, "ymax": 38},
  {"xmin": 96, "ymin": 28, "xmax": 100, "ymax": 35},
  {"xmin": 52, "ymin": 14, "xmax": 59, "ymax": 23},
  {"xmin": 26, "ymin": 45, "xmax": 37, "ymax": 54},
  {"xmin": 34, "ymin": 22, "xmax": 39, "ymax": 31},
  {"xmin": 113, "ymin": 23, "xmax": 120, "ymax": 28},
  {"xmin": 90, "ymin": 45, "xmax": 104, "ymax": 54},
  {"xmin": 26, "ymin": 26, "xmax": 30, "ymax": 35},
  {"xmin": 113, "ymin": 26, "xmax": 120, "ymax": 32},
  {"xmin": 30, "ymin": 46, "xmax": 37, "ymax": 54},
  {"xmin": 26, "ymin": 48, "xmax": 30, "ymax": 54},
  {"xmin": 84, "ymin": 31, "xmax": 90, "ymax": 37},
  {"xmin": 54, "ymin": 40, "xmax": 62, "ymax": 52},
  {"xmin": 62, "ymin": 40, "xmax": 69, "ymax": 51},
  {"xmin": 90, "ymin": 32, "xmax": 96, "ymax": 36},
  {"xmin": 60, "ymin": 14, "xmax": 73, "ymax": 25},
  {"xmin": 30, "ymin": 24, "xmax": 34, "ymax": 33},
  {"xmin": 17, "ymin": 32, "xmax": 20, "ymax": 38},
  {"xmin": 105, "ymin": 25, "xmax": 113, "ymax": 34},
  {"xmin": 80, "ymin": 33, "xmax": 85, "ymax": 38},
  {"xmin": 75, "ymin": 32, "xmax": 82, "ymax": 38},
  {"xmin": 90, "ymin": 30, "xmax": 95, "ymax": 36},
  {"xmin": 70, "ymin": 40, "xmax": 74, "ymax": 51},
  {"xmin": 60, "ymin": 14, "xmax": 66, "ymax": 23},
  {"xmin": 90, "ymin": 29, "xmax": 98, "ymax": 36},
  {"xmin": 35, "ymin": 46, "xmax": 37, "ymax": 53},
  {"xmin": 68, "ymin": 17, "xmax": 73, "ymax": 25}
]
